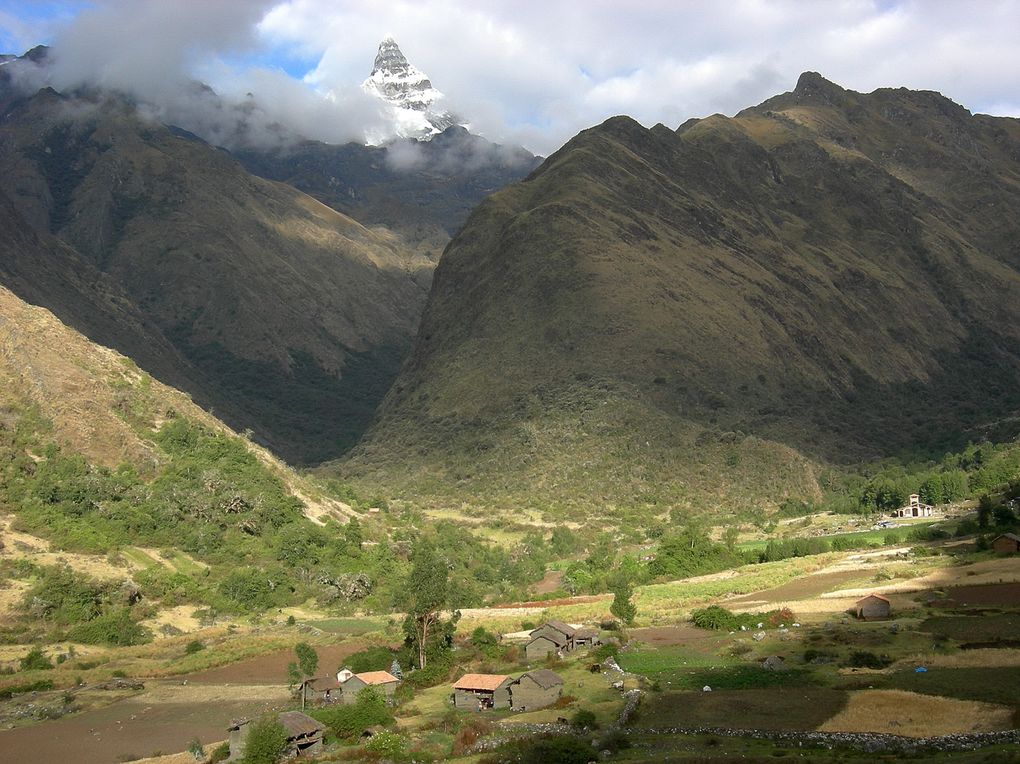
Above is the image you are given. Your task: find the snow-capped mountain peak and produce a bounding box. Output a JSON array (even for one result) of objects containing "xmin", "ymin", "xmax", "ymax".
[{"xmin": 362, "ymin": 37, "xmax": 458, "ymax": 141}]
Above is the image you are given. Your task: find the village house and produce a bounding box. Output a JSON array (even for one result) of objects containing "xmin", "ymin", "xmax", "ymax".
[
  {"xmin": 228, "ymin": 711, "xmax": 324, "ymax": 761},
  {"xmin": 897, "ymin": 494, "xmax": 933, "ymax": 518},
  {"xmin": 339, "ymin": 670, "xmax": 401, "ymax": 704},
  {"xmin": 855, "ymin": 593, "xmax": 892, "ymax": 620},
  {"xmin": 301, "ymin": 676, "xmax": 341, "ymax": 706},
  {"xmin": 574, "ymin": 627, "xmax": 601, "ymax": 648},
  {"xmin": 992, "ymin": 533, "xmax": 1020, "ymax": 554},
  {"xmin": 452, "ymin": 673, "xmax": 513, "ymax": 710},
  {"xmin": 509, "ymin": 669, "xmax": 564, "ymax": 711},
  {"xmin": 525, "ymin": 621, "xmax": 576, "ymax": 659}
]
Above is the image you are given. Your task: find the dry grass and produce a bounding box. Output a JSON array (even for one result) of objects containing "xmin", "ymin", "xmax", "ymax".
[
  {"xmin": 818, "ymin": 690, "xmax": 1014, "ymax": 737},
  {"xmin": 0, "ymin": 517, "xmax": 137, "ymax": 580},
  {"xmin": 133, "ymin": 742, "xmax": 226, "ymax": 764},
  {"xmin": 140, "ymin": 606, "xmax": 203, "ymax": 638},
  {"xmin": 820, "ymin": 557, "xmax": 1020, "ymax": 601},
  {"xmin": 892, "ymin": 648, "xmax": 1020, "ymax": 670}
]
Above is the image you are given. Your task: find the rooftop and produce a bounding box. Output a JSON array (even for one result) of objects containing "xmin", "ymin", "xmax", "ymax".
[
  {"xmin": 453, "ymin": 673, "xmax": 512, "ymax": 691},
  {"xmin": 518, "ymin": 669, "xmax": 564, "ymax": 689},
  {"xmin": 354, "ymin": 670, "xmax": 400, "ymax": 685}
]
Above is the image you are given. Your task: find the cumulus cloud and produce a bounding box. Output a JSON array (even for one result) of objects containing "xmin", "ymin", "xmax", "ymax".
[
  {"xmin": 3, "ymin": 0, "xmax": 1020, "ymax": 155},
  {"xmin": 261, "ymin": 0, "xmax": 1020, "ymax": 153},
  {"xmin": 5, "ymin": 0, "xmax": 388, "ymax": 148}
]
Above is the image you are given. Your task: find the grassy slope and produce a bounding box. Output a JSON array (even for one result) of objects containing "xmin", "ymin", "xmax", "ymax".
[
  {"xmin": 0, "ymin": 89, "xmax": 431, "ymax": 464},
  {"xmin": 341, "ymin": 74, "xmax": 1020, "ymax": 517}
]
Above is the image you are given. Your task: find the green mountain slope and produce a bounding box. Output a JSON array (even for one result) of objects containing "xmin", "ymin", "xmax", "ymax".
[
  {"xmin": 340, "ymin": 73, "xmax": 1020, "ymax": 517},
  {"xmin": 0, "ymin": 85, "xmax": 431, "ymax": 464}
]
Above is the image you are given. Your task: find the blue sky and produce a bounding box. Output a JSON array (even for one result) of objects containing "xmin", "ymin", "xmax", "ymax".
[{"xmin": 3, "ymin": 0, "xmax": 1019, "ymax": 154}]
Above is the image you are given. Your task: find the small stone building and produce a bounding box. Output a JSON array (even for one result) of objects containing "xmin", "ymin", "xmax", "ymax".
[
  {"xmin": 531, "ymin": 621, "xmax": 576, "ymax": 650},
  {"xmin": 525, "ymin": 634, "xmax": 565, "ymax": 660},
  {"xmin": 510, "ymin": 669, "xmax": 563, "ymax": 711},
  {"xmin": 525, "ymin": 621, "xmax": 577, "ymax": 659},
  {"xmin": 452, "ymin": 673, "xmax": 513, "ymax": 710},
  {"xmin": 228, "ymin": 711, "xmax": 324, "ymax": 761},
  {"xmin": 574, "ymin": 627, "xmax": 601, "ymax": 648},
  {"xmin": 340, "ymin": 670, "xmax": 401, "ymax": 704},
  {"xmin": 991, "ymin": 533, "xmax": 1020, "ymax": 554},
  {"xmin": 855, "ymin": 593, "xmax": 892, "ymax": 620},
  {"xmin": 301, "ymin": 676, "xmax": 342, "ymax": 706}
]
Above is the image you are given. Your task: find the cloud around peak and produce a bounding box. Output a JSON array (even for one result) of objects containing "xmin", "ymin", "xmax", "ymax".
[{"xmin": 3, "ymin": 0, "xmax": 1020, "ymax": 155}]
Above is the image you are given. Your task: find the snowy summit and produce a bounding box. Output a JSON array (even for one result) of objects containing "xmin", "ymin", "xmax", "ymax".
[{"xmin": 362, "ymin": 37, "xmax": 458, "ymax": 141}]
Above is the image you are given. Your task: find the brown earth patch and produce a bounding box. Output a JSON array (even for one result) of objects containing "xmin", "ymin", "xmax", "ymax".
[
  {"xmin": 943, "ymin": 582, "xmax": 1020, "ymax": 607},
  {"xmin": 0, "ymin": 686, "xmax": 286, "ymax": 764},
  {"xmin": 533, "ymin": 569, "xmax": 564, "ymax": 595},
  {"xmin": 183, "ymin": 641, "xmax": 369, "ymax": 684},
  {"xmin": 629, "ymin": 625, "xmax": 721, "ymax": 648}
]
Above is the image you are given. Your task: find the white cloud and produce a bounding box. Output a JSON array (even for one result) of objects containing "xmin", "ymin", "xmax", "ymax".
[
  {"xmin": 6, "ymin": 0, "xmax": 1020, "ymax": 154},
  {"xmin": 256, "ymin": 0, "xmax": 1020, "ymax": 153}
]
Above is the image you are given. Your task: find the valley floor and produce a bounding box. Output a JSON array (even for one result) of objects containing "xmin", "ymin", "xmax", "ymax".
[{"xmin": 2, "ymin": 526, "xmax": 1019, "ymax": 762}]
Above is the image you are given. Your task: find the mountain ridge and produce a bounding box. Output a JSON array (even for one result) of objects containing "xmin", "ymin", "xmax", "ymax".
[{"xmin": 338, "ymin": 73, "xmax": 1020, "ymax": 515}]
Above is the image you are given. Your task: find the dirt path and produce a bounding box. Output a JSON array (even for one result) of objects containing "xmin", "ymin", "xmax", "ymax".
[
  {"xmin": 184, "ymin": 641, "xmax": 368, "ymax": 684},
  {"xmin": 0, "ymin": 683, "xmax": 288, "ymax": 764}
]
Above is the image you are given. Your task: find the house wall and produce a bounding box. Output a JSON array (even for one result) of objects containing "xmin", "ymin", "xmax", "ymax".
[
  {"xmin": 340, "ymin": 676, "xmax": 398, "ymax": 705},
  {"xmin": 492, "ymin": 683, "xmax": 511, "ymax": 709},
  {"xmin": 454, "ymin": 684, "xmax": 510, "ymax": 710},
  {"xmin": 530, "ymin": 625, "xmax": 572, "ymax": 650},
  {"xmin": 228, "ymin": 724, "xmax": 249, "ymax": 761},
  {"xmin": 454, "ymin": 688, "xmax": 483, "ymax": 709},
  {"xmin": 525, "ymin": 636, "xmax": 559, "ymax": 660},
  {"xmin": 511, "ymin": 676, "xmax": 561, "ymax": 710},
  {"xmin": 992, "ymin": 537, "xmax": 1019, "ymax": 554},
  {"xmin": 857, "ymin": 599, "xmax": 890, "ymax": 619}
]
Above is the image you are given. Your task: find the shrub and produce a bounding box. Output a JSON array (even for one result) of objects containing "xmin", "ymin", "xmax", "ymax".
[
  {"xmin": 67, "ymin": 609, "xmax": 151, "ymax": 646},
  {"xmin": 691, "ymin": 605, "xmax": 791, "ymax": 631},
  {"xmin": 480, "ymin": 735, "xmax": 597, "ymax": 764},
  {"xmin": 845, "ymin": 651, "xmax": 892, "ymax": 669},
  {"xmin": 240, "ymin": 716, "xmax": 289, "ymax": 764},
  {"xmin": 310, "ymin": 687, "xmax": 393, "ymax": 740},
  {"xmin": 0, "ymin": 679, "xmax": 54, "ymax": 699},
  {"xmin": 208, "ymin": 741, "xmax": 230, "ymax": 764},
  {"xmin": 364, "ymin": 731, "xmax": 407, "ymax": 760},
  {"xmin": 19, "ymin": 646, "xmax": 54, "ymax": 671},
  {"xmin": 590, "ymin": 643, "xmax": 619, "ymax": 662},
  {"xmin": 570, "ymin": 708, "xmax": 598, "ymax": 729},
  {"xmin": 470, "ymin": 626, "xmax": 498, "ymax": 649},
  {"xmin": 184, "ymin": 640, "xmax": 205, "ymax": 655}
]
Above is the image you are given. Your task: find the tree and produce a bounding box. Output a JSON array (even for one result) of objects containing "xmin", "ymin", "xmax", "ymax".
[
  {"xmin": 241, "ymin": 716, "xmax": 288, "ymax": 764},
  {"xmin": 399, "ymin": 541, "xmax": 449, "ymax": 670},
  {"xmin": 722, "ymin": 526, "xmax": 740, "ymax": 551},
  {"xmin": 290, "ymin": 642, "xmax": 319, "ymax": 707},
  {"xmin": 978, "ymin": 495, "xmax": 994, "ymax": 528},
  {"xmin": 295, "ymin": 641, "xmax": 318, "ymax": 676},
  {"xmin": 344, "ymin": 517, "xmax": 363, "ymax": 553},
  {"xmin": 609, "ymin": 575, "xmax": 637, "ymax": 625}
]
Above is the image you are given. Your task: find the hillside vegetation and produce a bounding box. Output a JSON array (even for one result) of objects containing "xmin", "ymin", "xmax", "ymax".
[
  {"xmin": 341, "ymin": 73, "xmax": 1020, "ymax": 518},
  {"xmin": 0, "ymin": 74, "xmax": 431, "ymax": 464}
]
